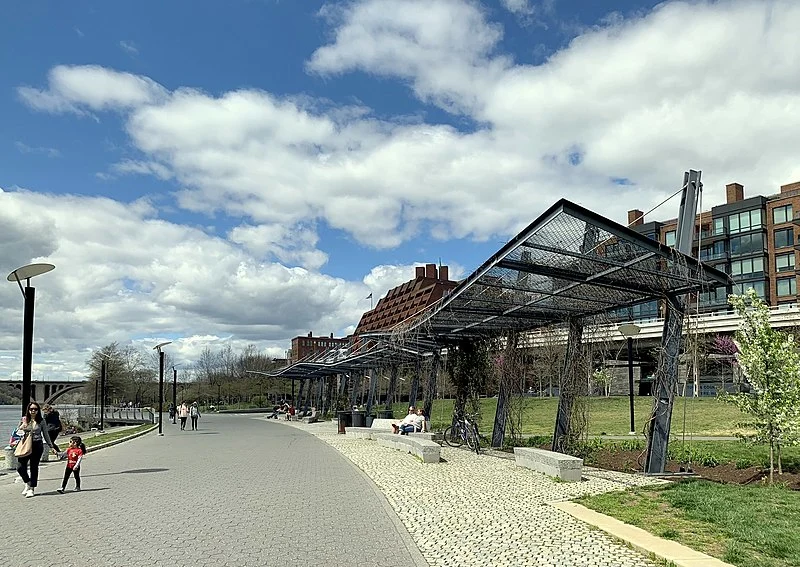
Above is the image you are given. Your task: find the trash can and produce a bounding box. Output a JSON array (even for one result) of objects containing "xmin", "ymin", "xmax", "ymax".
[
  {"xmin": 376, "ymin": 409, "xmax": 394, "ymax": 419},
  {"xmin": 351, "ymin": 410, "xmax": 367, "ymax": 428},
  {"xmin": 4, "ymin": 446, "xmax": 18, "ymax": 470},
  {"xmin": 337, "ymin": 410, "xmax": 352, "ymax": 434}
]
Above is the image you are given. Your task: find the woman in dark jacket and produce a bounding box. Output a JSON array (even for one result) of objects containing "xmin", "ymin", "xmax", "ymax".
[{"xmin": 43, "ymin": 403, "xmax": 63, "ymax": 451}]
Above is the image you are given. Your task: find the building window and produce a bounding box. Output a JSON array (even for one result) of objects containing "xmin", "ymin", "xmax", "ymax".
[
  {"xmin": 773, "ymin": 204, "xmax": 793, "ymax": 224},
  {"xmin": 776, "ymin": 253, "xmax": 795, "ymax": 273},
  {"xmin": 700, "ymin": 241, "xmax": 726, "ymax": 261},
  {"xmin": 728, "ymin": 209, "xmax": 762, "ymax": 234},
  {"xmin": 733, "ymin": 281, "xmax": 766, "ymax": 298},
  {"xmin": 700, "ymin": 286, "xmax": 727, "ymax": 306},
  {"xmin": 775, "ymin": 228, "xmax": 794, "ymax": 249},
  {"xmin": 731, "ymin": 257, "xmax": 764, "ymax": 277},
  {"xmin": 777, "ymin": 277, "xmax": 797, "ymax": 297},
  {"xmin": 729, "ymin": 233, "xmax": 765, "ymax": 256},
  {"xmin": 713, "ymin": 218, "xmax": 725, "ymax": 235},
  {"xmin": 664, "ymin": 230, "xmax": 676, "ymax": 247}
]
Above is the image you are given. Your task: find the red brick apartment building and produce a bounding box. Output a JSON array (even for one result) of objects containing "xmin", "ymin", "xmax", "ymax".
[
  {"xmin": 629, "ymin": 180, "xmax": 800, "ymax": 315},
  {"xmin": 354, "ymin": 263, "xmax": 459, "ymax": 335},
  {"xmin": 289, "ymin": 332, "xmax": 349, "ymax": 364}
]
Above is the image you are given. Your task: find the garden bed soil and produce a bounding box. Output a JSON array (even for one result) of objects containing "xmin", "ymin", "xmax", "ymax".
[{"xmin": 590, "ymin": 448, "xmax": 800, "ymax": 490}]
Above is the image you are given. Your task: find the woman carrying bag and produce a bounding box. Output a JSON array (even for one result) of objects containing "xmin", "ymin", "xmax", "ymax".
[{"xmin": 16, "ymin": 402, "xmax": 58, "ymax": 498}]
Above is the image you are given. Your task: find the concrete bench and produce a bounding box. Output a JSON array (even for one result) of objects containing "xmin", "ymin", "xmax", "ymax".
[
  {"xmin": 373, "ymin": 433, "xmax": 440, "ymax": 463},
  {"xmin": 345, "ymin": 426, "xmax": 374, "ymax": 439},
  {"xmin": 370, "ymin": 418, "xmax": 395, "ymax": 430},
  {"xmin": 513, "ymin": 447, "xmax": 583, "ymax": 482},
  {"xmin": 408, "ymin": 432, "xmax": 443, "ymax": 442}
]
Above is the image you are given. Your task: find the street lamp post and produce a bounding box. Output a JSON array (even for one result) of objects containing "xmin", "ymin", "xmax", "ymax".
[
  {"xmin": 100, "ymin": 358, "xmax": 107, "ymax": 431},
  {"xmin": 153, "ymin": 342, "xmax": 172, "ymax": 435},
  {"xmin": 618, "ymin": 322, "xmax": 641, "ymax": 435},
  {"xmin": 172, "ymin": 365, "xmax": 179, "ymax": 424},
  {"xmin": 6, "ymin": 263, "xmax": 55, "ymax": 416}
]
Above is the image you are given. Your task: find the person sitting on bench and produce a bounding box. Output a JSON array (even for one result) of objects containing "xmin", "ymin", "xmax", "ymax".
[
  {"xmin": 400, "ymin": 407, "xmax": 427, "ymax": 435},
  {"xmin": 391, "ymin": 406, "xmax": 416, "ymax": 434}
]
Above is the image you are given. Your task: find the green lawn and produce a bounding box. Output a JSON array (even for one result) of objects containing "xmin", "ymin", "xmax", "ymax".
[
  {"xmin": 82, "ymin": 424, "xmax": 154, "ymax": 448},
  {"xmin": 390, "ymin": 396, "xmax": 747, "ymax": 437},
  {"xmin": 577, "ymin": 481, "xmax": 800, "ymax": 567}
]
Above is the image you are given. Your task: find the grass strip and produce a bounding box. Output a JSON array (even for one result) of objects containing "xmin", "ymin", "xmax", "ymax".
[{"xmin": 577, "ymin": 480, "xmax": 800, "ymax": 567}]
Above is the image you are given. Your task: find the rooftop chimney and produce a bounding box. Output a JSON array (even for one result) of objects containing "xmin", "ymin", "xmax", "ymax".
[
  {"xmin": 307, "ymin": 331, "xmax": 312, "ymax": 338},
  {"xmin": 627, "ymin": 209, "xmax": 644, "ymax": 227},
  {"xmin": 415, "ymin": 266, "xmax": 425, "ymax": 278},
  {"xmin": 425, "ymin": 263, "xmax": 436, "ymax": 278},
  {"xmin": 726, "ymin": 183, "xmax": 744, "ymax": 204},
  {"xmin": 330, "ymin": 332, "xmax": 333, "ymax": 338},
  {"xmin": 439, "ymin": 265, "xmax": 449, "ymax": 281}
]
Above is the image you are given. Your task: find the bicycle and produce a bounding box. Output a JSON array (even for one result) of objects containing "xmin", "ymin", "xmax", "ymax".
[{"xmin": 443, "ymin": 412, "xmax": 481, "ymax": 454}]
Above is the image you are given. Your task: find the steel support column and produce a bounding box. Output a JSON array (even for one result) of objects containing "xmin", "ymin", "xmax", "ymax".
[
  {"xmin": 423, "ymin": 351, "xmax": 440, "ymax": 420},
  {"xmin": 409, "ymin": 358, "xmax": 421, "ymax": 408},
  {"xmin": 552, "ymin": 318, "xmax": 584, "ymax": 453},
  {"xmin": 492, "ymin": 333, "xmax": 518, "ymax": 448},
  {"xmin": 645, "ymin": 294, "xmax": 685, "ymax": 473},
  {"xmin": 366, "ymin": 369, "xmax": 378, "ymax": 414},
  {"xmin": 385, "ymin": 364, "xmax": 399, "ymax": 410}
]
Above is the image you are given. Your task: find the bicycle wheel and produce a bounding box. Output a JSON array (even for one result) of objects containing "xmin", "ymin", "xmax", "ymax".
[
  {"xmin": 444, "ymin": 425, "xmax": 464, "ymax": 447},
  {"xmin": 465, "ymin": 424, "xmax": 479, "ymax": 452},
  {"xmin": 471, "ymin": 424, "xmax": 481, "ymax": 455}
]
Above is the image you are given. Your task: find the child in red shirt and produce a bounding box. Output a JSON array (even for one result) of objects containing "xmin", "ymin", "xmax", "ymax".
[{"xmin": 56, "ymin": 436, "xmax": 86, "ymax": 493}]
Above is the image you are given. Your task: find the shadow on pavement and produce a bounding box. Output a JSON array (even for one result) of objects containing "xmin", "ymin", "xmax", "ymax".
[
  {"xmin": 83, "ymin": 468, "xmax": 169, "ymax": 478},
  {"xmin": 37, "ymin": 487, "xmax": 112, "ymax": 497}
]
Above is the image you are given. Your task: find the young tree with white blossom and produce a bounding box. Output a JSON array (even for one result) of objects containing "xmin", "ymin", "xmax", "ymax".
[{"xmin": 725, "ymin": 289, "xmax": 800, "ymax": 483}]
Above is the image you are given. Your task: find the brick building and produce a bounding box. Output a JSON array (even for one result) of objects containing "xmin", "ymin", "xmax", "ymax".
[
  {"xmin": 354, "ymin": 263, "xmax": 459, "ymax": 335},
  {"xmin": 289, "ymin": 332, "xmax": 349, "ymax": 364},
  {"xmin": 628, "ymin": 179, "xmax": 800, "ymax": 315}
]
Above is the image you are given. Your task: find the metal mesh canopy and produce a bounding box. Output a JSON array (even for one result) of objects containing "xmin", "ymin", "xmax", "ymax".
[
  {"xmin": 389, "ymin": 198, "xmax": 729, "ymax": 341},
  {"xmin": 267, "ymin": 340, "xmax": 428, "ymax": 379}
]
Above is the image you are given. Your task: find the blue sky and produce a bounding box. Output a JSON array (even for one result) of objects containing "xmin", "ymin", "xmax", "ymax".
[{"xmin": 1, "ymin": 0, "xmax": 798, "ymax": 380}]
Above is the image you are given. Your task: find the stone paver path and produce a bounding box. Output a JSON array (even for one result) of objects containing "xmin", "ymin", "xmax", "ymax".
[
  {"xmin": 281, "ymin": 419, "xmax": 667, "ymax": 567},
  {"xmin": 0, "ymin": 415, "xmax": 426, "ymax": 567}
]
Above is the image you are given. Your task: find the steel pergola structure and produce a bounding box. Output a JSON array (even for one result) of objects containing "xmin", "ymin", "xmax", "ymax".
[{"xmin": 266, "ymin": 198, "xmax": 729, "ymax": 471}]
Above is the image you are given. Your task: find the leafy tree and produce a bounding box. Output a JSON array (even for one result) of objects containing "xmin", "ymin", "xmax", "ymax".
[
  {"xmin": 724, "ymin": 289, "xmax": 800, "ymax": 483},
  {"xmin": 591, "ymin": 368, "xmax": 612, "ymax": 397}
]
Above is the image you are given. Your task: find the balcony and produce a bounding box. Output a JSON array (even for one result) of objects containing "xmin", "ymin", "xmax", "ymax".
[{"xmin": 699, "ymin": 251, "xmax": 728, "ymax": 262}]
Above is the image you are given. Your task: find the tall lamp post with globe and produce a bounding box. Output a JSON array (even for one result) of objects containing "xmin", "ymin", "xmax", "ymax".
[
  {"xmin": 618, "ymin": 322, "xmax": 641, "ymax": 435},
  {"xmin": 6, "ymin": 263, "xmax": 55, "ymax": 417},
  {"xmin": 153, "ymin": 342, "xmax": 172, "ymax": 435}
]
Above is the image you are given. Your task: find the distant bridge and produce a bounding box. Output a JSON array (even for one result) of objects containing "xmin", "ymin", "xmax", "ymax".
[{"xmin": 0, "ymin": 379, "xmax": 88, "ymax": 405}]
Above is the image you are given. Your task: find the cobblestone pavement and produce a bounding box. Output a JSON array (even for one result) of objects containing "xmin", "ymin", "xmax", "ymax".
[
  {"xmin": 280, "ymin": 419, "xmax": 668, "ymax": 567},
  {"xmin": 0, "ymin": 415, "xmax": 427, "ymax": 567}
]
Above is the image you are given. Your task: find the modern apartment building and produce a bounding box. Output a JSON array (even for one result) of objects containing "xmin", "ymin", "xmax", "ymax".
[{"xmin": 628, "ymin": 180, "xmax": 800, "ymax": 314}]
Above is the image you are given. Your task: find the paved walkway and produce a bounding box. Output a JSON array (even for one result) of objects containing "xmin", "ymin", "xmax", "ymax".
[
  {"xmin": 0, "ymin": 415, "xmax": 426, "ymax": 567},
  {"xmin": 277, "ymin": 419, "xmax": 668, "ymax": 567}
]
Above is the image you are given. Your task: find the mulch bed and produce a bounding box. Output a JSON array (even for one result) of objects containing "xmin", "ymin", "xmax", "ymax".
[{"xmin": 589, "ymin": 448, "xmax": 800, "ymax": 490}]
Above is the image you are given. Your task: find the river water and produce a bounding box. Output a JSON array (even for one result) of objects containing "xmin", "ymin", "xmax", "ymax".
[
  {"xmin": 0, "ymin": 405, "xmax": 91, "ymax": 446},
  {"xmin": 0, "ymin": 405, "xmax": 24, "ymax": 444}
]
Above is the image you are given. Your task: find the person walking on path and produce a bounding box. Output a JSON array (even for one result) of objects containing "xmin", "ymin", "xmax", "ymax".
[
  {"xmin": 189, "ymin": 402, "xmax": 201, "ymax": 430},
  {"xmin": 57, "ymin": 436, "xmax": 86, "ymax": 494},
  {"xmin": 168, "ymin": 402, "xmax": 176, "ymax": 424},
  {"xmin": 43, "ymin": 403, "xmax": 63, "ymax": 452},
  {"xmin": 16, "ymin": 402, "xmax": 58, "ymax": 498},
  {"xmin": 178, "ymin": 402, "xmax": 189, "ymax": 430}
]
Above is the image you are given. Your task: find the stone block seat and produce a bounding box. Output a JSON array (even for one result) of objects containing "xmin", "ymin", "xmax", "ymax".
[
  {"xmin": 344, "ymin": 426, "xmax": 373, "ymax": 439},
  {"xmin": 513, "ymin": 447, "xmax": 583, "ymax": 482},
  {"xmin": 373, "ymin": 433, "xmax": 441, "ymax": 464}
]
